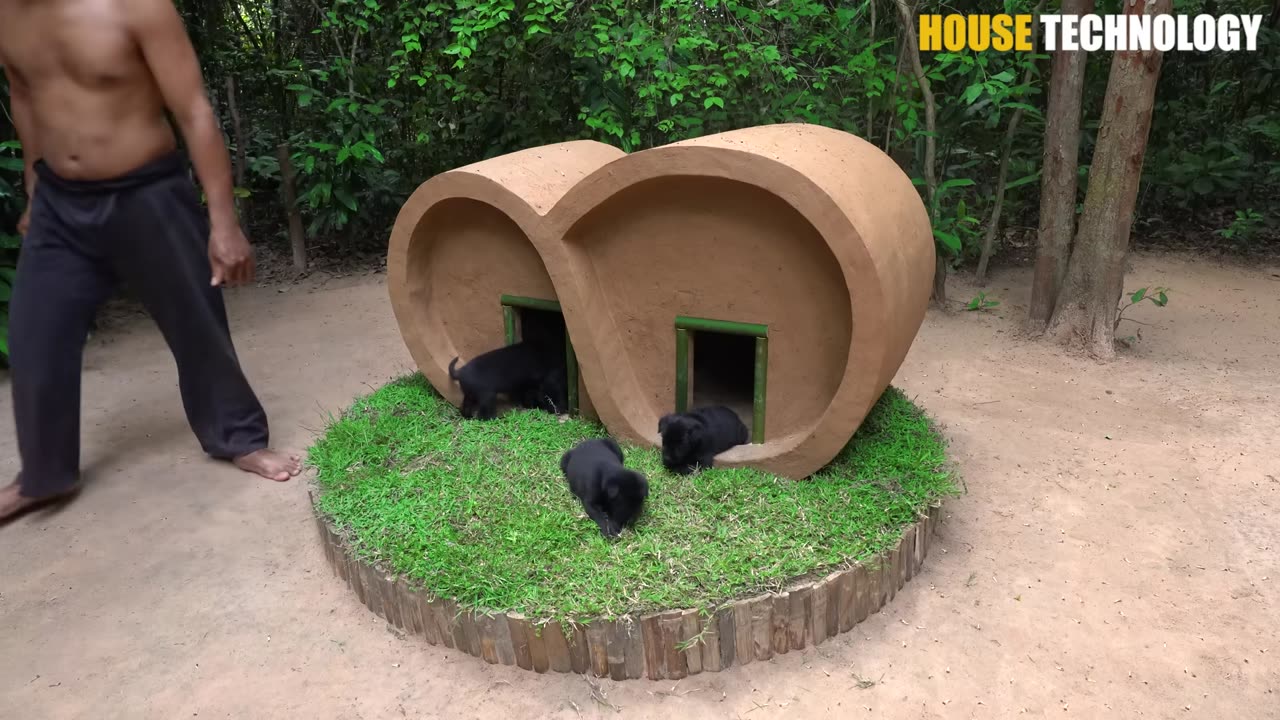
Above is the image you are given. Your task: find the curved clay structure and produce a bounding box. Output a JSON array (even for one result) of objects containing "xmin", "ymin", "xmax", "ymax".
[
  {"xmin": 311, "ymin": 495, "xmax": 942, "ymax": 680},
  {"xmin": 387, "ymin": 124, "xmax": 935, "ymax": 479}
]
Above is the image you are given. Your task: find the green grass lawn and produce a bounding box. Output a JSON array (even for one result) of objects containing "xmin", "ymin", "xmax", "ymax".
[{"xmin": 309, "ymin": 374, "xmax": 956, "ymax": 623}]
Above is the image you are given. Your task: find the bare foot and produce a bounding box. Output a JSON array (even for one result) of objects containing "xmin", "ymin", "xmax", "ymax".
[
  {"xmin": 0, "ymin": 480, "xmax": 79, "ymax": 523},
  {"xmin": 233, "ymin": 449, "xmax": 303, "ymax": 482}
]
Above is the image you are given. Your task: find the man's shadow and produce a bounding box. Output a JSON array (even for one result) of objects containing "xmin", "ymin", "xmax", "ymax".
[{"xmin": 2, "ymin": 402, "xmax": 192, "ymax": 526}]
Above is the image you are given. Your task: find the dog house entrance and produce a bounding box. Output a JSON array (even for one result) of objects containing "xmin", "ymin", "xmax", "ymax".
[
  {"xmin": 674, "ymin": 316, "xmax": 768, "ymax": 443},
  {"xmin": 500, "ymin": 294, "xmax": 579, "ymax": 415}
]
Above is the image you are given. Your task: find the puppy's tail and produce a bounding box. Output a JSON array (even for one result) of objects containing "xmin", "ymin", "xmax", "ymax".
[{"xmin": 448, "ymin": 356, "xmax": 460, "ymax": 382}]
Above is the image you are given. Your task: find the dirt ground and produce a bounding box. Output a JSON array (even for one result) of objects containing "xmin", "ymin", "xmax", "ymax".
[{"xmin": 1, "ymin": 252, "xmax": 1277, "ymax": 720}]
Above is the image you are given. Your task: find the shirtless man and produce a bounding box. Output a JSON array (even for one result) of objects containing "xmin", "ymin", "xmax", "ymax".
[{"xmin": 0, "ymin": 0, "xmax": 302, "ymax": 522}]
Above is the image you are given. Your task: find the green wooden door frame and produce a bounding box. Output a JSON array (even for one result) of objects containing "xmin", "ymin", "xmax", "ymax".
[
  {"xmin": 673, "ymin": 315, "xmax": 769, "ymax": 443},
  {"xmin": 500, "ymin": 294, "xmax": 578, "ymax": 415}
]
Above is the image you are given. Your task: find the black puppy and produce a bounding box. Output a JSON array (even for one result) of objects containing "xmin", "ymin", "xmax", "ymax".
[
  {"xmin": 560, "ymin": 438, "xmax": 649, "ymax": 538},
  {"xmin": 448, "ymin": 339, "xmax": 558, "ymax": 419},
  {"xmin": 518, "ymin": 365, "xmax": 569, "ymax": 415},
  {"xmin": 658, "ymin": 405, "xmax": 750, "ymax": 475}
]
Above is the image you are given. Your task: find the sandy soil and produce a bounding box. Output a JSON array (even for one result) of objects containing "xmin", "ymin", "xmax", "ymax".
[{"xmin": 1, "ymin": 252, "xmax": 1277, "ymax": 720}]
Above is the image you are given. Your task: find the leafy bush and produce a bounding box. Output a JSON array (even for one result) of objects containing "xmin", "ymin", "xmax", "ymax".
[
  {"xmin": 1, "ymin": 0, "xmax": 1273, "ymax": 318},
  {"xmin": 1216, "ymin": 208, "xmax": 1268, "ymax": 246},
  {"xmin": 176, "ymin": 0, "xmax": 1059, "ymax": 266},
  {"xmin": 0, "ymin": 139, "xmax": 22, "ymax": 363},
  {"xmin": 203, "ymin": 0, "xmax": 1270, "ymax": 266}
]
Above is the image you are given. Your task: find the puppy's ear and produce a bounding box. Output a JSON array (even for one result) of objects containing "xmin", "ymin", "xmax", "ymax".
[
  {"xmin": 630, "ymin": 471, "xmax": 649, "ymax": 497},
  {"xmin": 686, "ymin": 422, "xmax": 705, "ymax": 446},
  {"xmin": 658, "ymin": 414, "xmax": 673, "ymax": 434},
  {"xmin": 603, "ymin": 473, "xmax": 622, "ymax": 499},
  {"xmin": 602, "ymin": 437, "xmax": 624, "ymax": 463}
]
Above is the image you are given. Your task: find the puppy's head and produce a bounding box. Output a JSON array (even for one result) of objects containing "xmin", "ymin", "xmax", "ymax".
[
  {"xmin": 603, "ymin": 468, "xmax": 649, "ymax": 508},
  {"xmin": 658, "ymin": 414, "xmax": 675, "ymax": 435},
  {"xmin": 659, "ymin": 414, "xmax": 704, "ymax": 468},
  {"xmin": 540, "ymin": 372, "xmax": 567, "ymax": 413}
]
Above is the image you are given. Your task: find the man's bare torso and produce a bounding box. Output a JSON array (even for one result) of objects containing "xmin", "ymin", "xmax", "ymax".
[{"xmin": 0, "ymin": 0, "xmax": 178, "ymax": 180}]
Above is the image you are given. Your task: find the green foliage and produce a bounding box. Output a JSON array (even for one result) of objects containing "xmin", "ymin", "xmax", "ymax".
[
  {"xmin": 1115, "ymin": 285, "xmax": 1170, "ymax": 334},
  {"xmin": 965, "ymin": 291, "xmax": 999, "ymax": 312},
  {"xmin": 170, "ymin": 0, "xmax": 1065, "ymax": 264},
  {"xmin": 1216, "ymin": 208, "xmax": 1267, "ymax": 245},
  {"xmin": 1142, "ymin": 12, "xmax": 1280, "ymax": 221},
  {"xmin": 0, "ymin": 0, "xmax": 1271, "ymax": 294},
  {"xmin": 280, "ymin": 0, "xmax": 405, "ymax": 237},
  {"xmin": 0, "ymin": 136, "xmax": 22, "ymax": 363},
  {"xmin": 928, "ymin": 177, "xmax": 981, "ymax": 257},
  {"xmin": 172, "ymin": 0, "xmax": 1274, "ymax": 264},
  {"xmin": 309, "ymin": 374, "xmax": 955, "ymax": 621},
  {"xmin": 1131, "ymin": 286, "xmax": 1170, "ymax": 308}
]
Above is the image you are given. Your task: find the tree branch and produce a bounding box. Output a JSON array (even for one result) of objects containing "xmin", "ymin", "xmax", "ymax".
[
  {"xmin": 976, "ymin": 0, "xmax": 1046, "ymax": 284},
  {"xmin": 866, "ymin": 0, "xmax": 878, "ymax": 138},
  {"xmin": 229, "ymin": 2, "xmax": 267, "ymax": 58},
  {"xmin": 348, "ymin": 31, "xmax": 360, "ymax": 100},
  {"xmin": 893, "ymin": 0, "xmax": 943, "ymax": 303}
]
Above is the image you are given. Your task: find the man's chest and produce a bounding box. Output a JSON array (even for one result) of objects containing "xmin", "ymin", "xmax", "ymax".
[{"xmin": 0, "ymin": 3, "xmax": 140, "ymax": 88}]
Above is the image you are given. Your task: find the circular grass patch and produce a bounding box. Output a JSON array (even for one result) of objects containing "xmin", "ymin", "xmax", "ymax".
[{"xmin": 309, "ymin": 375, "xmax": 956, "ymax": 622}]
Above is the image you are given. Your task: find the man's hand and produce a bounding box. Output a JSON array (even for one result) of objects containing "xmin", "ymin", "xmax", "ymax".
[
  {"xmin": 17, "ymin": 205, "xmax": 30, "ymax": 237},
  {"xmin": 128, "ymin": 0, "xmax": 247, "ymax": 285},
  {"xmin": 208, "ymin": 223, "xmax": 255, "ymax": 287}
]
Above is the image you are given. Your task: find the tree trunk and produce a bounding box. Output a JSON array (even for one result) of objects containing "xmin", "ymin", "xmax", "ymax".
[
  {"xmin": 865, "ymin": 0, "xmax": 878, "ymax": 138},
  {"xmin": 224, "ymin": 76, "xmax": 246, "ymax": 190},
  {"xmin": 224, "ymin": 75, "xmax": 249, "ymax": 231},
  {"xmin": 1045, "ymin": 0, "xmax": 1172, "ymax": 359},
  {"xmin": 975, "ymin": 113, "xmax": 1022, "ymax": 285},
  {"xmin": 882, "ymin": 28, "xmax": 905, "ymax": 152},
  {"xmin": 271, "ymin": 0, "xmax": 292, "ymax": 135},
  {"xmin": 1026, "ymin": 0, "xmax": 1094, "ymax": 330},
  {"xmin": 278, "ymin": 143, "xmax": 307, "ymax": 273},
  {"xmin": 893, "ymin": 0, "xmax": 944, "ymax": 304},
  {"xmin": 976, "ymin": 0, "xmax": 1046, "ymax": 285}
]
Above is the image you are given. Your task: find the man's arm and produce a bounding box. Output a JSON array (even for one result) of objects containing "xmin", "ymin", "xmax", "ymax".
[
  {"xmin": 125, "ymin": 0, "xmax": 236, "ymax": 232},
  {"xmin": 125, "ymin": 0, "xmax": 253, "ymax": 285}
]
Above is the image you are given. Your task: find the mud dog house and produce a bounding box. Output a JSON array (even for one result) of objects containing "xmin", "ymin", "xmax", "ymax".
[{"xmin": 386, "ymin": 124, "xmax": 935, "ymax": 479}]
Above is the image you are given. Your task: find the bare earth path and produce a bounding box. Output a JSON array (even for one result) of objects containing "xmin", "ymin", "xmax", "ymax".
[{"xmin": 1, "ymin": 252, "xmax": 1277, "ymax": 720}]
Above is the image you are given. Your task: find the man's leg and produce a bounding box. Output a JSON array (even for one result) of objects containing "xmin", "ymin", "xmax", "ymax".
[
  {"xmin": 2, "ymin": 201, "xmax": 115, "ymax": 520},
  {"xmin": 109, "ymin": 168, "xmax": 299, "ymax": 481}
]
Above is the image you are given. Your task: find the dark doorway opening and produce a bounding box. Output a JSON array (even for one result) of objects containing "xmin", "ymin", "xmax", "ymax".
[
  {"xmin": 691, "ymin": 330, "xmax": 756, "ymax": 430},
  {"xmin": 675, "ymin": 316, "xmax": 768, "ymax": 443},
  {"xmin": 500, "ymin": 295, "xmax": 579, "ymax": 415},
  {"xmin": 516, "ymin": 306, "xmax": 567, "ymax": 358}
]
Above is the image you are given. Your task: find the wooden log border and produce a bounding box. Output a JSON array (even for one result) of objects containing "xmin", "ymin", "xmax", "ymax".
[{"xmin": 310, "ymin": 492, "xmax": 944, "ymax": 680}]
